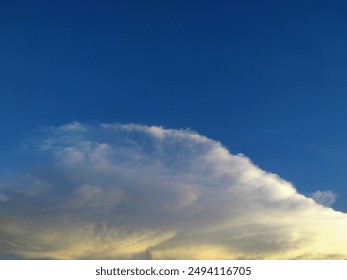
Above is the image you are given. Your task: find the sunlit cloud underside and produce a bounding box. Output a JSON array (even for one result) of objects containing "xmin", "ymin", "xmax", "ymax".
[{"xmin": 0, "ymin": 123, "xmax": 346, "ymax": 259}]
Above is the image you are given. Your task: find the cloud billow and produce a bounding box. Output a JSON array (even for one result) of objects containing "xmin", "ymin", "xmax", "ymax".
[{"xmin": 0, "ymin": 122, "xmax": 346, "ymax": 259}]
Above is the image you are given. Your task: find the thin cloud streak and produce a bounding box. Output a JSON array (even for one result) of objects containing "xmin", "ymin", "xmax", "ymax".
[{"xmin": 0, "ymin": 122, "xmax": 346, "ymax": 259}]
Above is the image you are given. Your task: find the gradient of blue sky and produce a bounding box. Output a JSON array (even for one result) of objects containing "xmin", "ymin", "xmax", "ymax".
[{"xmin": 1, "ymin": 0, "xmax": 346, "ymax": 211}]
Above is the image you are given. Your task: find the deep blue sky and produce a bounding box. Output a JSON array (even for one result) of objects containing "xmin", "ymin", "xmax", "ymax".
[{"xmin": 1, "ymin": 0, "xmax": 346, "ymax": 210}]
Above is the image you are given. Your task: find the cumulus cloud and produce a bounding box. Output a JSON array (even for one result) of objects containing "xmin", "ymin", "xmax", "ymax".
[{"xmin": 0, "ymin": 122, "xmax": 346, "ymax": 259}]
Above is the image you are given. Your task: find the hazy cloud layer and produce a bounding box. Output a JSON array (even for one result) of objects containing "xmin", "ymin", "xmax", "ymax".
[{"xmin": 0, "ymin": 123, "xmax": 346, "ymax": 259}]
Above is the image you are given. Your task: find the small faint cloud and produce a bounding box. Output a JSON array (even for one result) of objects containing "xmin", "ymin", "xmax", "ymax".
[
  {"xmin": 311, "ymin": 191, "xmax": 337, "ymax": 207},
  {"xmin": 308, "ymin": 144, "xmax": 347, "ymax": 161},
  {"xmin": 259, "ymin": 128, "xmax": 283, "ymax": 135}
]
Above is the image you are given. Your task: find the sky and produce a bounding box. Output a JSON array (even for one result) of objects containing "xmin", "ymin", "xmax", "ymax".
[{"xmin": 0, "ymin": 0, "xmax": 346, "ymax": 259}]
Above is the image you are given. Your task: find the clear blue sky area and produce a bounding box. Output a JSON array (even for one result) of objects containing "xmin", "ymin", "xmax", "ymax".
[{"xmin": 1, "ymin": 0, "xmax": 346, "ymax": 210}]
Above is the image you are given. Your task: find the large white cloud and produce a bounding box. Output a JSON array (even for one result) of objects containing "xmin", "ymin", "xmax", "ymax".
[{"xmin": 0, "ymin": 122, "xmax": 346, "ymax": 259}]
